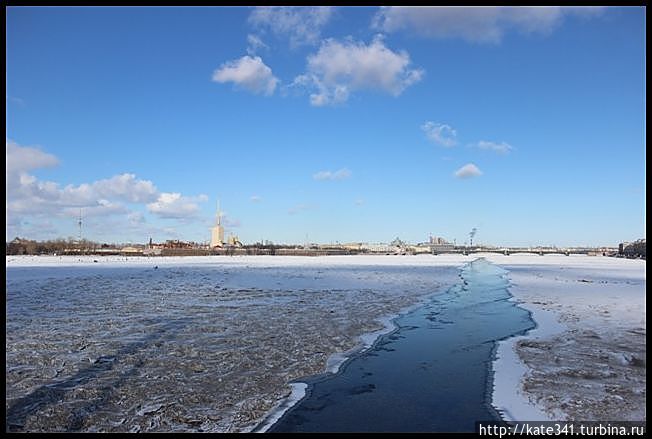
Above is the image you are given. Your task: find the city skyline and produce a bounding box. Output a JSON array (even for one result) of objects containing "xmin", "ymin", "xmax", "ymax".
[{"xmin": 6, "ymin": 6, "xmax": 646, "ymax": 247}]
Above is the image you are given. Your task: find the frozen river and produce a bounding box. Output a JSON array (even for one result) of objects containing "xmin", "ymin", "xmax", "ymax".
[
  {"xmin": 5, "ymin": 255, "xmax": 461, "ymax": 432},
  {"xmin": 6, "ymin": 254, "xmax": 645, "ymax": 431},
  {"xmin": 265, "ymin": 258, "xmax": 535, "ymax": 432}
]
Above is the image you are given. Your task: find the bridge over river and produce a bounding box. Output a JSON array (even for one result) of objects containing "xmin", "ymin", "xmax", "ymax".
[{"xmin": 431, "ymin": 247, "xmax": 618, "ymax": 256}]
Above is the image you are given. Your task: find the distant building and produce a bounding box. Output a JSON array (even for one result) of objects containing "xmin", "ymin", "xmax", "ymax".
[
  {"xmin": 342, "ymin": 242, "xmax": 364, "ymax": 251},
  {"xmin": 210, "ymin": 201, "xmax": 225, "ymax": 248},
  {"xmin": 162, "ymin": 240, "xmax": 193, "ymax": 249},
  {"xmin": 426, "ymin": 234, "xmax": 454, "ymax": 253},
  {"xmin": 363, "ymin": 243, "xmax": 399, "ymax": 253},
  {"xmin": 227, "ymin": 234, "xmax": 242, "ymax": 247},
  {"xmin": 120, "ymin": 246, "xmax": 143, "ymax": 255},
  {"xmin": 408, "ymin": 245, "xmax": 431, "ymax": 254},
  {"xmin": 429, "ymin": 235, "xmax": 450, "ymax": 245}
]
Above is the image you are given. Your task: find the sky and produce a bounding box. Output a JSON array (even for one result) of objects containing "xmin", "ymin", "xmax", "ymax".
[{"xmin": 5, "ymin": 6, "xmax": 646, "ymax": 247}]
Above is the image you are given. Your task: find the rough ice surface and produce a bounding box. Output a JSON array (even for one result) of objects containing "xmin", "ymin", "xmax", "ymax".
[{"xmin": 6, "ymin": 255, "xmax": 462, "ymax": 432}]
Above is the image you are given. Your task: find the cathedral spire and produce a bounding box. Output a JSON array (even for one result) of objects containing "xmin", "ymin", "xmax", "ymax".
[{"xmin": 211, "ymin": 199, "xmax": 225, "ymax": 248}]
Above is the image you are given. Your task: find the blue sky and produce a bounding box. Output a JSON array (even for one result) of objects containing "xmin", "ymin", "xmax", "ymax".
[{"xmin": 6, "ymin": 6, "xmax": 646, "ymax": 247}]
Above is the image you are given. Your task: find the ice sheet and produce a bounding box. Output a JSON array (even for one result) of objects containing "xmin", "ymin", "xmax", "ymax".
[{"xmin": 482, "ymin": 254, "xmax": 646, "ymax": 422}]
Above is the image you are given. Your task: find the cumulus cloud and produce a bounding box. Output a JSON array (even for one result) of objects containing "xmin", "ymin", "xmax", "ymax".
[
  {"xmin": 454, "ymin": 163, "xmax": 483, "ymax": 179},
  {"xmin": 6, "ymin": 139, "xmax": 59, "ymax": 176},
  {"xmin": 475, "ymin": 140, "xmax": 513, "ymax": 154},
  {"xmin": 421, "ymin": 122, "xmax": 457, "ymax": 147},
  {"xmin": 248, "ymin": 6, "xmax": 334, "ymax": 47},
  {"xmin": 313, "ymin": 168, "xmax": 352, "ymax": 181},
  {"xmin": 212, "ymin": 55, "xmax": 279, "ymax": 96},
  {"xmin": 92, "ymin": 173, "xmax": 159, "ymax": 203},
  {"xmin": 292, "ymin": 36, "xmax": 423, "ymax": 106},
  {"xmin": 146, "ymin": 193, "xmax": 208, "ymax": 219},
  {"xmin": 8, "ymin": 172, "xmax": 159, "ymax": 214},
  {"xmin": 6, "ymin": 140, "xmax": 209, "ymax": 239},
  {"xmin": 373, "ymin": 6, "xmax": 604, "ymax": 44}
]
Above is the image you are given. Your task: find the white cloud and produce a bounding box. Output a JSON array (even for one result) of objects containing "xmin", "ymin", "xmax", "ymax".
[
  {"xmin": 248, "ymin": 6, "xmax": 334, "ymax": 47},
  {"xmin": 147, "ymin": 193, "xmax": 207, "ymax": 219},
  {"xmin": 421, "ymin": 122, "xmax": 457, "ymax": 147},
  {"xmin": 92, "ymin": 173, "xmax": 159, "ymax": 203},
  {"xmin": 7, "ymin": 171, "xmax": 159, "ymax": 214},
  {"xmin": 454, "ymin": 163, "xmax": 483, "ymax": 179},
  {"xmin": 250, "ymin": 195, "xmax": 262, "ymax": 203},
  {"xmin": 6, "ymin": 144, "xmax": 90, "ymax": 212},
  {"xmin": 475, "ymin": 140, "xmax": 513, "ymax": 154},
  {"xmin": 313, "ymin": 168, "xmax": 352, "ymax": 181},
  {"xmin": 354, "ymin": 199, "xmax": 365, "ymax": 206},
  {"xmin": 6, "ymin": 140, "xmax": 209, "ymax": 239},
  {"xmin": 246, "ymin": 34, "xmax": 269, "ymax": 55},
  {"xmin": 373, "ymin": 6, "xmax": 604, "ymax": 44},
  {"xmin": 293, "ymin": 36, "xmax": 423, "ymax": 106},
  {"xmin": 212, "ymin": 55, "xmax": 279, "ymax": 96},
  {"xmin": 6, "ymin": 139, "xmax": 59, "ymax": 175}
]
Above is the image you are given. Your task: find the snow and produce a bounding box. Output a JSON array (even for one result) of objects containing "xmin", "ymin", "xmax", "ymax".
[
  {"xmin": 480, "ymin": 253, "xmax": 646, "ymax": 422},
  {"xmin": 254, "ymin": 383, "xmax": 307, "ymax": 433}
]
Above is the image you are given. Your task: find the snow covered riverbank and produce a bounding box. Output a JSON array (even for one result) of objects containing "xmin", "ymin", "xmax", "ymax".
[{"xmin": 484, "ymin": 254, "xmax": 646, "ymax": 422}]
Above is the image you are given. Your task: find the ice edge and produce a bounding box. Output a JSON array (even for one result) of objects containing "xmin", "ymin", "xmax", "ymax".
[
  {"xmin": 252, "ymin": 281, "xmax": 453, "ymax": 433},
  {"xmin": 490, "ymin": 271, "xmax": 567, "ymax": 422}
]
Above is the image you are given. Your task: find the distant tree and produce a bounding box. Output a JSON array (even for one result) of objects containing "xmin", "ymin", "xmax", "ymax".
[{"xmin": 624, "ymin": 240, "xmax": 646, "ymax": 259}]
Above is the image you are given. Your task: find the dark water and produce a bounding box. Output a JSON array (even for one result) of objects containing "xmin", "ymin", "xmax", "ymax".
[{"xmin": 266, "ymin": 258, "xmax": 536, "ymax": 432}]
